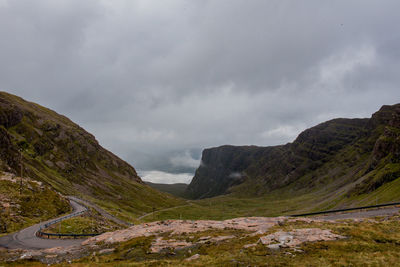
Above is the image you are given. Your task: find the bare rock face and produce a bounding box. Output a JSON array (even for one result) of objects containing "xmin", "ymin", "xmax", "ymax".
[
  {"xmin": 0, "ymin": 99, "xmax": 23, "ymax": 128},
  {"xmin": 0, "ymin": 126, "xmax": 19, "ymax": 171},
  {"xmin": 369, "ymin": 105, "xmax": 400, "ymax": 165},
  {"xmin": 83, "ymin": 217, "xmax": 332, "ymax": 248},
  {"xmin": 259, "ymin": 228, "xmax": 345, "ymax": 249},
  {"xmin": 98, "ymin": 248, "xmax": 115, "ymax": 255},
  {"xmin": 185, "ymin": 254, "xmax": 200, "ymax": 261},
  {"xmin": 83, "ymin": 217, "xmax": 288, "ymax": 246},
  {"xmin": 198, "ymin": 235, "xmax": 235, "ymax": 244},
  {"xmin": 150, "ymin": 237, "xmax": 193, "ymax": 253}
]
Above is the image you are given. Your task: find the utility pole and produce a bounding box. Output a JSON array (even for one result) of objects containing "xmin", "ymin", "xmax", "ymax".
[{"xmin": 19, "ymin": 149, "xmax": 23, "ymax": 195}]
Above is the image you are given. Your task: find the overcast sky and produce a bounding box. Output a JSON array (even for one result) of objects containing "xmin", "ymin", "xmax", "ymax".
[{"xmin": 1, "ymin": 0, "xmax": 400, "ymax": 184}]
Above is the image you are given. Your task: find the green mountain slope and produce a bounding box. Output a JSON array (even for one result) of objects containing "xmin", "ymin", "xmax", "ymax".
[
  {"xmin": 186, "ymin": 104, "xmax": 400, "ymax": 210},
  {"xmin": 0, "ymin": 92, "xmax": 183, "ymax": 222}
]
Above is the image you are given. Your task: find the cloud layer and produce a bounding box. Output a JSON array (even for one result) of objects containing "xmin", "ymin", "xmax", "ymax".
[
  {"xmin": 139, "ymin": 171, "xmax": 193, "ymax": 184},
  {"xmin": 1, "ymin": 0, "xmax": 400, "ymax": 182}
]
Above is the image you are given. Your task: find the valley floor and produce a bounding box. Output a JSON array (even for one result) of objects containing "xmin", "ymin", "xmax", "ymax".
[
  {"xmin": 137, "ymin": 172, "xmax": 400, "ymax": 223},
  {"xmin": 1, "ymin": 206, "xmax": 400, "ymax": 266}
]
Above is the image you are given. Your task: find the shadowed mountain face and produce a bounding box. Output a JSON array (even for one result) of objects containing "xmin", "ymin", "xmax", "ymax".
[
  {"xmin": 186, "ymin": 104, "xmax": 400, "ymax": 199},
  {"xmin": 0, "ymin": 92, "xmax": 182, "ymax": 218}
]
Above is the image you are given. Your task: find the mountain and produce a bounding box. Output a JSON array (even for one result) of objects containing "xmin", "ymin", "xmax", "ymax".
[
  {"xmin": 186, "ymin": 104, "xmax": 400, "ymax": 203},
  {"xmin": 145, "ymin": 181, "xmax": 188, "ymax": 198},
  {"xmin": 0, "ymin": 92, "xmax": 183, "ymax": 221}
]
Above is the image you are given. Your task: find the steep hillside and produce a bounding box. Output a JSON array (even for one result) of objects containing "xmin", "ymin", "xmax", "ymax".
[
  {"xmin": 0, "ymin": 92, "xmax": 183, "ymax": 221},
  {"xmin": 186, "ymin": 104, "xmax": 400, "ymax": 205}
]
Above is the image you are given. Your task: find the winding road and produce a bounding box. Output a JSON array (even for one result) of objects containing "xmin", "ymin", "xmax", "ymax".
[
  {"xmin": 1, "ymin": 196, "xmax": 399, "ymax": 251},
  {"xmin": 68, "ymin": 196, "xmax": 132, "ymax": 227},
  {"xmin": 0, "ymin": 199, "xmax": 87, "ymax": 250}
]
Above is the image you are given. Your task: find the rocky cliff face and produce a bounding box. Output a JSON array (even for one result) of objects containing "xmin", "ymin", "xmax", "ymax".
[
  {"xmin": 186, "ymin": 145, "xmax": 268, "ymax": 199},
  {"xmin": 0, "ymin": 92, "xmax": 182, "ymax": 218},
  {"xmin": 369, "ymin": 105, "xmax": 400, "ymax": 164},
  {"xmin": 186, "ymin": 104, "xmax": 400, "ymax": 199}
]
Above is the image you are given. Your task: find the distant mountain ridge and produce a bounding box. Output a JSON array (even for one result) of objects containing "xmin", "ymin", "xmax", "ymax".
[
  {"xmin": 186, "ymin": 104, "xmax": 400, "ymax": 203},
  {"xmin": 0, "ymin": 92, "xmax": 182, "ymax": 220}
]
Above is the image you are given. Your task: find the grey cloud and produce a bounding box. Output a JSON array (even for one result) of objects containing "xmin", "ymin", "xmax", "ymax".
[
  {"xmin": 228, "ymin": 172, "xmax": 242, "ymax": 180},
  {"xmin": 170, "ymin": 151, "xmax": 201, "ymax": 169},
  {"xmin": 1, "ymin": 0, "xmax": 400, "ymax": 182},
  {"xmin": 139, "ymin": 170, "xmax": 193, "ymax": 184}
]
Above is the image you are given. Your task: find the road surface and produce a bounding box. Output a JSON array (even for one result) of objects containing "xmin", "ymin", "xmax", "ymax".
[
  {"xmin": 314, "ymin": 206, "xmax": 400, "ymax": 221},
  {"xmin": 68, "ymin": 196, "xmax": 132, "ymax": 227},
  {"xmin": 0, "ymin": 200, "xmax": 87, "ymax": 250}
]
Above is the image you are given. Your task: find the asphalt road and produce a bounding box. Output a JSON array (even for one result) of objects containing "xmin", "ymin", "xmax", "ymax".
[
  {"xmin": 68, "ymin": 196, "xmax": 132, "ymax": 227},
  {"xmin": 0, "ymin": 200, "xmax": 87, "ymax": 250},
  {"xmin": 314, "ymin": 206, "xmax": 400, "ymax": 220}
]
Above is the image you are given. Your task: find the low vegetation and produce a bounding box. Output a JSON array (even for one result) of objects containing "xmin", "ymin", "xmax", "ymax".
[
  {"xmin": 0, "ymin": 172, "xmax": 70, "ymax": 236},
  {"xmin": 3, "ymin": 211, "xmax": 400, "ymax": 266},
  {"xmin": 45, "ymin": 208, "xmax": 122, "ymax": 236}
]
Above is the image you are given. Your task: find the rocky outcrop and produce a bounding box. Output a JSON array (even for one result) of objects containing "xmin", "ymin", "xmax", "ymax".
[
  {"xmin": 370, "ymin": 105, "xmax": 400, "ymax": 164},
  {"xmin": 0, "ymin": 126, "xmax": 19, "ymax": 171},
  {"xmin": 150, "ymin": 237, "xmax": 193, "ymax": 253},
  {"xmin": 258, "ymin": 228, "xmax": 345, "ymax": 249},
  {"xmin": 2, "ymin": 213, "xmax": 389, "ymax": 265},
  {"xmin": 83, "ymin": 217, "xmax": 289, "ymax": 246},
  {"xmin": 0, "ymin": 98, "xmax": 23, "ymax": 128}
]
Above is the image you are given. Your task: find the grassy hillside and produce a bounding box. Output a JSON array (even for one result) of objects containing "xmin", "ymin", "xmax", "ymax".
[
  {"xmin": 0, "ymin": 172, "xmax": 70, "ymax": 235},
  {"xmin": 0, "ymin": 92, "xmax": 184, "ymax": 222}
]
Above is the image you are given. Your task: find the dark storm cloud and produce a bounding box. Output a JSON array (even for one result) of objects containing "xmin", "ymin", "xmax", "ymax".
[{"xmin": 1, "ymin": 0, "xmax": 400, "ymax": 183}]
